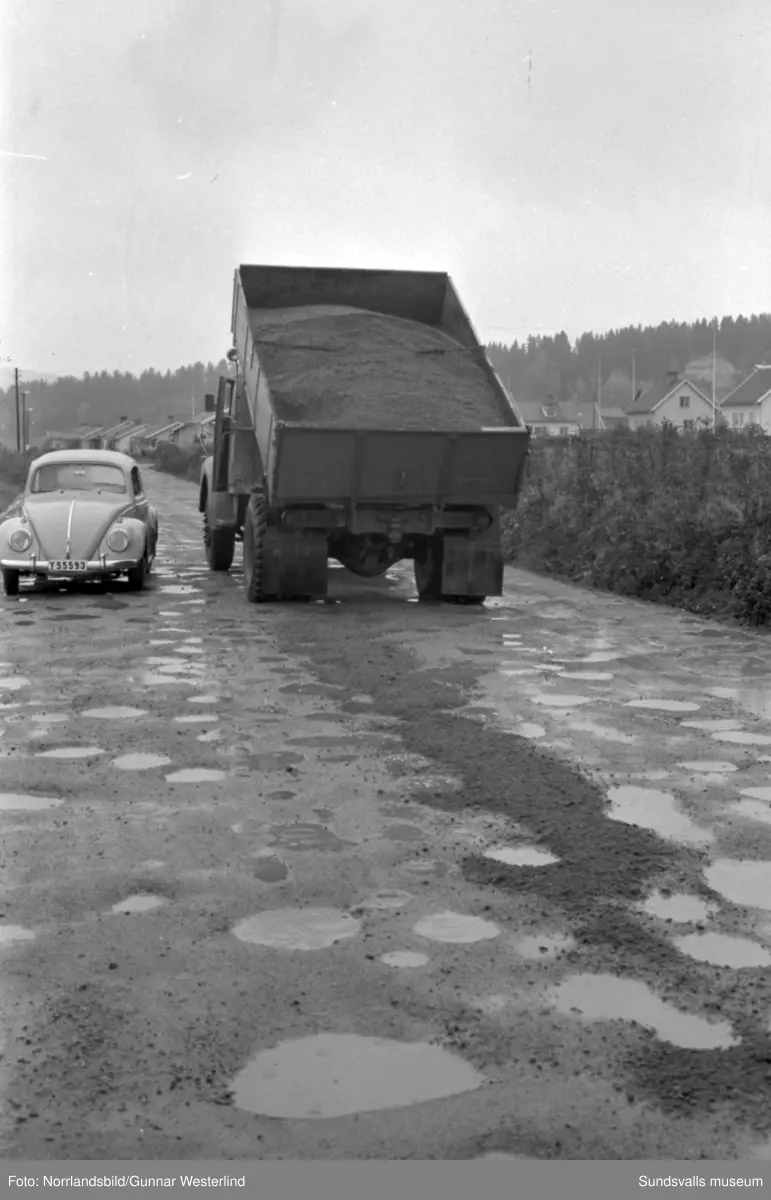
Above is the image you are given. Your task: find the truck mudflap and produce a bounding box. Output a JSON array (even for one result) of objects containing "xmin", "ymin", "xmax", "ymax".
[
  {"xmin": 440, "ymin": 533, "xmax": 504, "ymax": 599},
  {"xmin": 261, "ymin": 527, "xmax": 329, "ymax": 599}
]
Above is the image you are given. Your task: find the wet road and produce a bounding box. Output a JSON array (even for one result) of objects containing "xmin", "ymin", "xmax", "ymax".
[{"xmin": 2, "ymin": 469, "xmax": 771, "ymax": 1160}]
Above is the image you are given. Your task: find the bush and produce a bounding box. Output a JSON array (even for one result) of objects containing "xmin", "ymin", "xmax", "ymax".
[
  {"xmin": 503, "ymin": 423, "xmax": 771, "ymax": 625},
  {"xmin": 0, "ymin": 446, "xmax": 29, "ymax": 515},
  {"xmin": 153, "ymin": 442, "xmax": 205, "ymax": 482}
]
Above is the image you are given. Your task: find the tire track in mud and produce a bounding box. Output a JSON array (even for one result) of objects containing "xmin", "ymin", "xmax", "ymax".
[{"xmin": 275, "ymin": 618, "xmax": 771, "ymax": 1135}]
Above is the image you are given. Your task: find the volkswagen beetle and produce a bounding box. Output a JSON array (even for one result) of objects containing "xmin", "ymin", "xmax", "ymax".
[{"xmin": 0, "ymin": 450, "xmax": 159, "ymax": 596}]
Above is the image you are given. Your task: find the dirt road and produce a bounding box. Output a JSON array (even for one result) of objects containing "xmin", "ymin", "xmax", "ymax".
[{"xmin": 2, "ymin": 469, "xmax": 771, "ymax": 1161}]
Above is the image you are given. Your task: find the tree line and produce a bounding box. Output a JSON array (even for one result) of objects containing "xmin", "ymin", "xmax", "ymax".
[{"xmin": 2, "ymin": 313, "xmax": 771, "ymax": 445}]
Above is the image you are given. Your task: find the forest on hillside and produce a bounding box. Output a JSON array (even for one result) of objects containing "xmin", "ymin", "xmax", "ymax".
[{"xmin": 2, "ymin": 314, "xmax": 771, "ymax": 446}]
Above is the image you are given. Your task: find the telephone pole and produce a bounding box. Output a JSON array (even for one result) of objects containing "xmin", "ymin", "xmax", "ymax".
[{"xmin": 14, "ymin": 368, "xmax": 21, "ymax": 452}]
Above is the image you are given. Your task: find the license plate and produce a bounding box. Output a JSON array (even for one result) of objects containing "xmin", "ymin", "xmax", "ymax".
[{"xmin": 49, "ymin": 560, "xmax": 88, "ymax": 572}]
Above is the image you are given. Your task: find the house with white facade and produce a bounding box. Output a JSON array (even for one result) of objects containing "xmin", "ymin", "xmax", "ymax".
[
  {"xmin": 625, "ymin": 373, "xmax": 719, "ymax": 431},
  {"xmin": 719, "ymin": 364, "xmax": 771, "ymax": 431}
]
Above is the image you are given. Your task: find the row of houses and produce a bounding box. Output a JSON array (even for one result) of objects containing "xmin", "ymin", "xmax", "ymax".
[
  {"xmin": 510, "ymin": 364, "xmax": 771, "ymax": 438},
  {"xmin": 42, "ymin": 413, "xmax": 216, "ymax": 456}
]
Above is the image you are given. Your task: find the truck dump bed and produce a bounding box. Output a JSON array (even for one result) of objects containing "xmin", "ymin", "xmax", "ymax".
[{"xmin": 231, "ymin": 265, "xmax": 529, "ymax": 506}]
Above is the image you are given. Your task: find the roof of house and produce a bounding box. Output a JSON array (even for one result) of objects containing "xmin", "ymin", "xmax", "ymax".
[
  {"xmin": 147, "ymin": 421, "xmax": 185, "ymax": 438},
  {"xmin": 516, "ymin": 398, "xmax": 579, "ymax": 425},
  {"xmin": 119, "ymin": 423, "xmax": 149, "ymax": 438},
  {"xmin": 626, "ymin": 377, "xmax": 714, "ymax": 416},
  {"xmin": 720, "ymin": 365, "xmax": 771, "ymax": 409},
  {"xmin": 101, "ymin": 420, "xmax": 135, "ymax": 440},
  {"xmin": 78, "ymin": 425, "xmax": 105, "ymax": 439}
]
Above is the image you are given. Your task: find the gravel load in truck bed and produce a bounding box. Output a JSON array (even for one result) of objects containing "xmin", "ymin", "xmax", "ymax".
[{"xmin": 247, "ymin": 305, "xmax": 517, "ymax": 430}]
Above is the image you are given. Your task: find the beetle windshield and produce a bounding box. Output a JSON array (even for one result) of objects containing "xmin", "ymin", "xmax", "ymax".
[{"xmin": 31, "ymin": 463, "xmax": 127, "ymax": 494}]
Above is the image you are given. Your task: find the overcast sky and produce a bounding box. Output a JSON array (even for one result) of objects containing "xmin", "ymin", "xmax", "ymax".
[{"xmin": 1, "ymin": 0, "xmax": 769, "ymax": 377}]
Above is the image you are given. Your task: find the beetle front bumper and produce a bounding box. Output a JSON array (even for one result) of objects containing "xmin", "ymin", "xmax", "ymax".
[{"xmin": 0, "ymin": 555, "xmax": 141, "ymax": 577}]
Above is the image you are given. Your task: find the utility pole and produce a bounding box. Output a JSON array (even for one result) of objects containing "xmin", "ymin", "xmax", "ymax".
[
  {"xmin": 712, "ymin": 320, "xmax": 717, "ymax": 432},
  {"xmin": 631, "ymin": 349, "xmax": 636, "ymax": 405},
  {"xmin": 14, "ymin": 368, "xmax": 21, "ymax": 452},
  {"xmin": 20, "ymin": 392, "xmax": 28, "ymax": 453}
]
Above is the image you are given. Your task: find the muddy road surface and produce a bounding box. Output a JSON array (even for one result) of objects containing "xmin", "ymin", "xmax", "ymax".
[{"xmin": 2, "ymin": 469, "xmax": 771, "ymax": 1161}]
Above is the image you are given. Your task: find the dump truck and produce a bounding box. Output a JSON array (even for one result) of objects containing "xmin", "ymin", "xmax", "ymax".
[{"xmin": 199, "ymin": 265, "xmax": 531, "ymax": 604}]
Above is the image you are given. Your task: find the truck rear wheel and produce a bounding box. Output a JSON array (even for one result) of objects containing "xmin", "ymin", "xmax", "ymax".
[
  {"xmin": 414, "ymin": 537, "xmax": 443, "ymax": 601},
  {"xmin": 203, "ymin": 510, "xmax": 235, "ymax": 571},
  {"xmin": 243, "ymin": 492, "xmax": 270, "ymax": 603}
]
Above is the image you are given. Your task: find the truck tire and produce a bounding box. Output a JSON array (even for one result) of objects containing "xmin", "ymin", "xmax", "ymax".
[
  {"xmin": 243, "ymin": 492, "xmax": 269, "ymax": 603},
  {"xmin": 413, "ymin": 537, "xmax": 443, "ymax": 601},
  {"xmin": 203, "ymin": 510, "xmax": 235, "ymax": 571},
  {"xmin": 2, "ymin": 569, "xmax": 20, "ymax": 597}
]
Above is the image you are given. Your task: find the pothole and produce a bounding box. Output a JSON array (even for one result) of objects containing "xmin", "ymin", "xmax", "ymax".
[
  {"xmin": 559, "ymin": 670, "xmax": 614, "ymax": 682},
  {"xmin": 251, "ymin": 855, "xmax": 289, "ymax": 883},
  {"xmin": 740, "ymin": 787, "xmax": 771, "ymax": 801},
  {"xmin": 483, "ymin": 845, "xmax": 559, "ymax": 867},
  {"xmin": 82, "ymin": 706, "xmax": 147, "ymax": 719},
  {"xmin": 677, "ymin": 761, "xmax": 738, "ymax": 774},
  {"xmin": 673, "ymin": 931, "xmax": 771, "ymax": 968},
  {"xmin": 265, "ymin": 823, "xmax": 352, "ymax": 852},
  {"xmin": 384, "ymin": 823, "xmax": 425, "ymax": 841},
  {"xmin": 727, "ymin": 801, "xmax": 771, "ymax": 827},
  {"xmin": 166, "ymin": 768, "xmax": 227, "ymax": 783},
  {"xmin": 0, "ymin": 792, "xmax": 64, "ymax": 811},
  {"xmin": 174, "ymin": 714, "xmax": 219, "ymax": 724},
  {"xmin": 229, "ymin": 1033, "xmax": 483, "ymax": 1117},
  {"xmin": 0, "ymin": 677, "xmax": 31, "ymax": 691},
  {"xmin": 681, "ymin": 719, "xmax": 744, "ymax": 731},
  {"xmin": 197, "ymin": 731, "xmax": 222, "ymax": 742},
  {"xmin": 639, "ymin": 891, "xmax": 716, "ymax": 922},
  {"xmin": 606, "ymin": 786, "xmax": 714, "ymax": 847},
  {"xmin": 704, "ymin": 859, "xmax": 771, "ymax": 910},
  {"xmin": 511, "ymin": 932, "xmax": 575, "ymax": 960},
  {"xmin": 546, "ymin": 973, "xmax": 738, "ymax": 1049},
  {"xmin": 29, "ymin": 713, "xmax": 69, "ymax": 724},
  {"xmin": 188, "ymin": 694, "xmax": 220, "ymax": 704},
  {"xmin": 159, "ymin": 585, "xmax": 200, "ymax": 594},
  {"xmin": 112, "ymin": 753, "xmax": 172, "ymax": 770},
  {"xmin": 516, "ymin": 723, "xmax": 546, "ymax": 739},
  {"xmin": 711, "ymin": 731, "xmax": 771, "ymax": 746},
  {"xmin": 233, "ymin": 907, "xmax": 360, "ymax": 950},
  {"xmin": 111, "ymin": 894, "xmax": 165, "ymax": 914},
  {"xmin": 380, "ymin": 951, "xmax": 429, "ymax": 968},
  {"xmin": 400, "ymin": 859, "xmax": 448, "ymax": 879},
  {"xmin": 413, "ymin": 911, "xmax": 500, "ymax": 944},
  {"xmin": 532, "ymin": 695, "xmax": 592, "ymax": 708},
  {"xmin": 0, "ymin": 925, "xmax": 36, "ymax": 945},
  {"xmin": 626, "ymin": 699, "xmax": 700, "ymax": 713},
  {"xmin": 36, "ymin": 746, "xmax": 105, "ymax": 759}
]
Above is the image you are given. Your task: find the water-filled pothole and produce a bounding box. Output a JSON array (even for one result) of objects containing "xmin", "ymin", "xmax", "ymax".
[
  {"xmin": 517, "ymin": 724, "xmax": 546, "ymax": 739},
  {"xmin": 626, "ymin": 699, "xmax": 700, "ymax": 712},
  {"xmin": 711, "ymin": 731, "xmax": 771, "ymax": 746},
  {"xmin": 727, "ymin": 801, "xmax": 771, "ymax": 827},
  {"xmin": 29, "ymin": 713, "xmax": 69, "ymax": 724},
  {"xmin": 381, "ymin": 951, "xmax": 429, "ymax": 968},
  {"xmin": 266, "ymin": 823, "xmax": 352, "ymax": 852},
  {"xmin": 188, "ymin": 694, "xmax": 220, "ymax": 704},
  {"xmin": 673, "ymin": 931, "xmax": 771, "ymax": 968},
  {"xmin": 678, "ymin": 761, "xmax": 738, "ymax": 774},
  {"xmin": 111, "ymin": 894, "xmax": 165, "ymax": 914},
  {"xmin": 681, "ymin": 718, "xmax": 744, "ymax": 731},
  {"xmin": 413, "ymin": 911, "xmax": 500, "ymax": 944},
  {"xmin": 36, "ymin": 746, "xmax": 104, "ymax": 759},
  {"xmin": 112, "ymin": 753, "xmax": 172, "ymax": 770},
  {"xmin": 546, "ymin": 973, "xmax": 737, "ymax": 1049},
  {"xmin": 160, "ymin": 585, "xmax": 200, "ymax": 594},
  {"xmin": 233, "ymin": 907, "xmax": 361, "ymax": 950},
  {"xmin": 174, "ymin": 714, "xmax": 219, "ymax": 724},
  {"xmin": 606, "ymin": 786, "xmax": 714, "ymax": 846},
  {"xmin": 251, "ymin": 855, "xmax": 289, "ymax": 883},
  {"xmin": 166, "ymin": 768, "xmax": 227, "ymax": 783},
  {"xmin": 532, "ymin": 695, "xmax": 592, "ymax": 708},
  {"xmin": 385, "ymin": 823, "xmax": 425, "ymax": 841},
  {"xmin": 0, "ymin": 925, "xmax": 36, "ymax": 945},
  {"xmin": 740, "ymin": 787, "xmax": 771, "ymax": 801},
  {"xmin": 229, "ymin": 1033, "xmax": 483, "ymax": 1117},
  {"xmin": 0, "ymin": 792, "xmax": 63, "ymax": 811},
  {"xmin": 704, "ymin": 859, "xmax": 771, "ymax": 910},
  {"xmin": 639, "ymin": 892, "xmax": 716, "ymax": 922},
  {"xmin": 83, "ymin": 706, "xmax": 147, "ymax": 719},
  {"xmin": 0, "ymin": 677, "xmax": 31, "ymax": 691},
  {"xmin": 483, "ymin": 845, "xmax": 559, "ymax": 867}
]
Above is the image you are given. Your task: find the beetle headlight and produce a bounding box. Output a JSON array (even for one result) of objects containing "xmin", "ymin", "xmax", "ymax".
[
  {"xmin": 9, "ymin": 528, "xmax": 32, "ymax": 553},
  {"xmin": 106, "ymin": 527, "xmax": 130, "ymax": 553}
]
